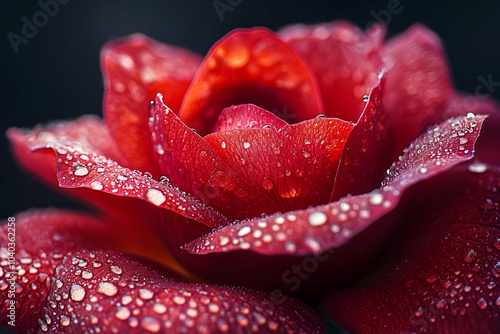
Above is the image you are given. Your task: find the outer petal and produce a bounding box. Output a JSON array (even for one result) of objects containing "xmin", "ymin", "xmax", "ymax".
[
  {"xmin": 382, "ymin": 24, "xmax": 453, "ymax": 158},
  {"xmin": 323, "ymin": 165, "xmax": 500, "ymax": 334},
  {"xmin": 279, "ymin": 21, "xmax": 384, "ymax": 122},
  {"xmin": 150, "ymin": 95, "xmax": 280, "ymax": 220},
  {"xmin": 101, "ymin": 34, "xmax": 202, "ymax": 175},
  {"xmin": 0, "ymin": 211, "xmax": 325, "ymax": 333},
  {"xmin": 204, "ymin": 116, "xmax": 354, "ymax": 212},
  {"xmin": 181, "ymin": 115, "xmax": 485, "ymax": 293},
  {"xmin": 179, "ymin": 28, "xmax": 324, "ymax": 134},
  {"xmin": 7, "ymin": 117, "xmax": 227, "ymax": 228}
]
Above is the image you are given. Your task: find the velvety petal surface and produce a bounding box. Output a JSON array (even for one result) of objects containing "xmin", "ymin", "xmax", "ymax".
[
  {"xmin": 204, "ymin": 116, "xmax": 354, "ymax": 212},
  {"xmin": 323, "ymin": 164, "xmax": 500, "ymax": 334},
  {"xmin": 150, "ymin": 95, "xmax": 280, "ymax": 220},
  {"xmin": 382, "ymin": 24, "xmax": 453, "ymax": 158},
  {"xmin": 212, "ymin": 104, "xmax": 288, "ymax": 132},
  {"xmin": 101, "ymin": 34, "xmax": 202, "ymax": 175},
  {"xmin": 330, "ymin": 77, "xmax": 388, "ymax": 200},
  {"xmin": 179, "ymin": 28, "xmax": 324, "ymax": 134},
  {"xmin": 8, "ymin": 117, "xmax": 227, "ymax": 228},
  {"xmin": 279, "ymin": 21, "xmax": 384, "ymax": 122},
  {"xmin": 184, "ymin": 114, "xmax": 485, "ymax": 257},
  {"xmin": 0, "ymin": 211, "xmax": 326, "ymax": 333}
]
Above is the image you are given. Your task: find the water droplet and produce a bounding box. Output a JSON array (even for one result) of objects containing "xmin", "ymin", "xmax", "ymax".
[
  {"xmin": 38, "ymin": 318, "xmax": 48, "ymax": 332},
  {"xmin": 468, "ymin": 161, "xmax": 487, "ymax": 173},
  {"xmin": 70, "ymin": 284, "xmax": 86, "ymax": 301},
  {"xmin": 55, "ymin": 280, "xmax": 63, "ymax": 289},
  {"xmin": 153, "ymin": 303, "xmax": 167, "ymax": 314},
  {"xmin": 219, "ymin": 236, "xmax": 229, "ymax": 246},
  {"xmin": 304, "ymin": 238, "xmax": 321, "ymax": 252},
  {"xmin": 261, "ymin": 176, "xmax": 274, "ymax": 190},
  {"xmin": 308, "ymin": 211, "xmax": 327, "ymax": 227},
  {"xmin": 139, "ymin": 288, "xmax": 154, "ymax": 300},
  {"xmin": 477, "ymin": 297, "xmax": 488, "ymax": 310},
  {"xmin": 115, "ymin": 306, "xmax": 131, "ymax": 320},
  {"xmin": 302, "ymin": 150, "xmax": 311, "ymax": 158},
  {"xmin": 186, "ymin": 308, "xmax": 198, "ymax": 318},
  {"xmin": 141, "ymin": 317, "xmax": 161, "ymax": 333},
  {"xmin": 110, "ymin": 266, "xmax": 122, "ymax": 275},
  {"xmin": 173, "ymin": 295, "xmax": 186, "ymax": 305},
  {"xmin": 96, "ymin": 282, "xmax": 118, "ymax": 297},
  {"xmin": 156, "ymin": 144, "xmax": 165, "ymax": 155},
  {"xmin": 90, "ymin": 181, "xmax": 103, "ymax": 190},
  {"xmin": 419, "ymin": 167, "xmax": 428, "ymax": 174},
  {"xmin": 369, "ymin": 193, "xmax": 383, "ymax": 205},
  {"xmin": 362, "ymin": 95, "xmax": 369, "ymax": 102},
  {"xmin": 121, "ymin": 295, "xmax": 133, "ymax": 305},
  {"xmin": 60, "ymin": 315, "xmax": 70, "ymax": 326},
  {"xmin": 73, "ymin": 165, "xmax": 89, "ymax": 176},
  {"xmin": 221, "ymin": 141, "xmax": 226, "ymax": 149},
  {"xmin": 117, "ymin": 174, "xmax": 128, "ymax": 181},
  {"xmin": 146, "ymin": 189, "xmax": 166, "ymax": 206},
  {"xmin": 459, "ymin": 137, "xmax": 469, "ymax": 145},
  {"xmin": 464, "ymin": 249, "xmax": 478, "ymax": 264},
  {"xmin": 243, "ymin": 141, "xmax": 251, "ymax": 149},
  {"xmin": 92, "ymin": 260, "xmax": 102, "ymax": 268},
  {"xmin": 237, "ymin": 226, "xmax": 251, "ymax": 237}
]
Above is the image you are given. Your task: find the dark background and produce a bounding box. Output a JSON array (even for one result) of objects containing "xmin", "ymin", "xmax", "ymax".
[{"xmin": 1, "ymin": 0, "xmax": 500, "ymax": 219}]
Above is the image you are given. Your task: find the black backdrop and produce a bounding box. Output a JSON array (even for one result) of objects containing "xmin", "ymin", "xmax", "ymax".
[{"xmin": 1, "ymin": 0, "xmax": 500, "ymax": 219}]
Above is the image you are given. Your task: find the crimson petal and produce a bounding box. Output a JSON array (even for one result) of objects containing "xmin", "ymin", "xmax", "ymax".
[
  {"xmin": 279, "ymin": 21, "xmax": 384, "ymax": 122},
  {"xmin": 0, "ymin": 211, "xmax": 325, "ymax": 333},
  {"xmin": 382, "ymin": 24, "xmax": 453, "ymax": 159},
  {"xmin": 101, "ymin": 34, "xmax": 202, "ymax": 175},
  {"xmin": 323, "ymin": 165, "xmax": 500, "ymax": 333},
  {"xmin": 184, "ymin": 114, "xmax": 485, "ymax": 257},
  {"xmin": 330, "ymin": 76, "xmax": 389, "ymax": 200},
  {"xmin": 212, "ymin": 104, "xmax": 288, "ymax": 132},
  {"xmin": 204, "ymin": 116, "xmax": 354, "ymax": 212},
  {"xmin": 150, "ymin": 94, "xmax": 280, "ymax": 220},
  {"xmin": 8, "ymin": 117, "xmax": 227, "ymax": 228},
  {"xmin": 179, "ymin": 28, "xmax": 324, "ymax": 134}
]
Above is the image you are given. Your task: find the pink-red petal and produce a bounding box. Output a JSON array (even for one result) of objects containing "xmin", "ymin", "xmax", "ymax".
[
  {"xmin": 330, "ymin": 76, "xmax": 389, "ymax": 200},
  {"xmin": 382, "ymin": 24, "xmax": 453, "ymax": 159},
  {"xmin": 179, "ymin": 28, "xmax": 324, "ymax": 134},
  {"xmin": 204, "ymin": 117, "xmax": 354, "ymax": 212},
  {"xmin": 0, "ymin": 211, "xmax": 325, "ymax": 333},
  {"xmin": 212, "ymin": 104, "xmax": 288, "ymax": 132},
  {"xmin": 279, "ymin": 21, "xmax": 384, "ymax": 122},
  {"xmin": 150, "ymin": 94, "xmax": 280, "ymax": 220},
  {"xmin": 323, "ymin": 165, "xmax": 500, "ymax": 333},
  {"xmin": 101, "ymin": 34, "xmax": 202, "ymax": 175},
  {"xmin": 187, "ymin": 114, "xmax": 485, "ymax": 254}
]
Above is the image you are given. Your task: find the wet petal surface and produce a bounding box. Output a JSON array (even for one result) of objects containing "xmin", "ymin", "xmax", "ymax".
[
  {"xmin": 185, "ymin": 114, "xmax": 486, "ymax": 256},
  {"xmin": 0, "ymin": 211, "xmax": 325, "ymax": 334},
  {"xmin": 179, "ymin": 28, "xmax": 324, "ymax": 134},
  {"xmin": 102, "ymin": 34, "xmax": 202, "ymax": 174}
]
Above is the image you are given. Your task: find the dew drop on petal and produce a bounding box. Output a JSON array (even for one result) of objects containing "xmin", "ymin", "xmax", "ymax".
[
  {"xmin": 139, "ymin": 288, "xmax": 154, "ymax": 300},
  {"xmin": 308, "ymin": 211, "xmax": 328, "ymax": 227},
  {"xmin": 141, "ymin": 317, "xmax": 161, "ymax": 333},
  {"xmin": 115, "ymin": 306, "xmax": 131, "ymax": 320},
  {"xmin": 369, "ymin": 193, "xmax": 383, "ymax": 205},
  {"xmin": 96, "ymin": 282, "xmax": 118, "ymax": 297},
  {"xmin": 60, "ymin": 315, "xmax": 70, "ymax": 327},
  {"xmin": 237, "ymin": 226, "xmax": 251, "ymax": 237},
  {"xmin": 73, "ymin": 165, "xmax": 89, "ymax": 176},
  {"xmin": 243, "ymin": 142, "xmax": 251, "ymax": 149},
  {"xmin": 468, "ymin": 161, "xmax": 487, "ymax": 173},
  {"xmin": 146, "ymin": 189, "xmax": 166, "ymax": 206},
  {"xmin": 90, "ymin": 181, "xmax": 103, "ymax": 190},
  {"xmin": 464, "ymin": 249, "xmax": 478, "ymax": 264},
  {"xmin": 477, "ymin": 297, "xmax": 488, "ymax": 310},
  {"xmin": 70, "ymin": 284, "xmax": 86, "ymax": 301}
]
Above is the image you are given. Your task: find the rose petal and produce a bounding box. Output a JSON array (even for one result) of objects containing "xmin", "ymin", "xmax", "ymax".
[
  {"xmin": 382, "ymin": 24, "xmax": 453, "ymax": 158},
  {"xmin": 204, "ymin": 117, "xmax": 354, "ymax": 212},
  {"xmin": 179, "ymin": 28, "xmax": 324, "ymax": 134},
  {"xmin": 279, "ymin": 21, "xmax": 384, "ymax": 122},
  {"xmin": 443, "ymin": 93, "xmax": 500, "ymax": 165},
  {"xmin": 101, "ymin": 34, "xmax": 202, "ymax": 174},
  {"xmin": 0, "ymin": 211, "xmax": 326, "ymax": 333},
  {"xmin": 185, "ymin": 114, "xmax": 485, "ymax": 255},
  {"xmin": 330, "ymin": 75, "xmax": 389, "ymax": 200},
  {"xmin": 212, "ymin": 104, "xmax": 288, "ymax": 132},
  {"xmin": 323, "ymin": 165, "xmax": 500, "ymax": 333},
  {"xmin": 150, "ymin": 94, "xmax": 280, "ymax": 220},
  {"xmin": 8, "ymin": 117, "xmax": 227, "ymax": 228}
]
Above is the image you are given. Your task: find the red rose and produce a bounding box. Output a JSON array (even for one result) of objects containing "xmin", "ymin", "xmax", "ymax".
[{"xmin": 3, "ymin": 21, "xmax": 500, "ymax": 333}]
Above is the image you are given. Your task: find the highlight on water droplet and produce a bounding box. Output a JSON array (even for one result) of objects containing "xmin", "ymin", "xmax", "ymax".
[
  {"xmin": 73, "ymin": 165, "xmax": 89, "ymax": 176},
  {"xmin": 96, "ymin": 281, "xmax": 118, "ymax": 297},
  {"xmin": 146, "ymin": 188, "xmax": 166, "ymax": 206}
]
